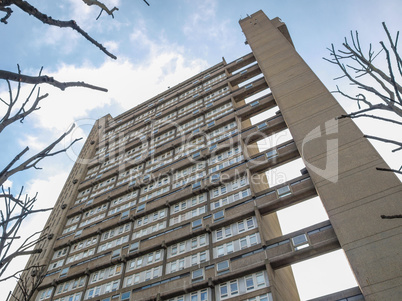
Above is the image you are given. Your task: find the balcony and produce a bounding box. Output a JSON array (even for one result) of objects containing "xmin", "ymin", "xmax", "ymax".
[
  {"xmin": 247, "ymin": 140, "xmax": 300, "ymax": 174},
  {"xmin": 265, "ymin": 220, "xmax": 340, "ymax": 269},
  {"xmin": 226, "ymin": 53, "xmax": 256, "ymax": 73}
]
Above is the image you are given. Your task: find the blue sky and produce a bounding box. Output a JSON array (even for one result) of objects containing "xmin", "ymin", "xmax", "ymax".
[{"xmin": 1, "ymin": 0, "xmax": 401, "ymax": 300}]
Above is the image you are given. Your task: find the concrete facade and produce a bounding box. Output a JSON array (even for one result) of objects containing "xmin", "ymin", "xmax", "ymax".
[
  {"xmin": 11, "ymin": 10, "xmax": 400, "ymax": 301},
  {"xmin": 240, "ymin": 10, "xmax": 402, "ymax": 301}
]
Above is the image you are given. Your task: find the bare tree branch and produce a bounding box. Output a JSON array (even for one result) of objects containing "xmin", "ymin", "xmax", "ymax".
[
  {"xmin": 0, "ymin": 0, "xmax": 117, "ymax": 59},
  {"xmin": 0, "ymin": 69, "xmax": 108, "ymax": 92},
  {"xmin": 380, "ymin": 40, "xmax": 402, "ymax": 104},
  {"xmin": 0, "ymin": 5, "xmax": 12, "ymax": 23},
  {"xmin": 364, "ymin": 134, "xmax": 402, "ymax": 150},
  {"xmin": 5, "ymin": 265, "xmax": 47, "ymax": 301},
  {"xmin": 82, "ymin": 0, "xmax": 118, "ymax": 20},
  {"xmin": 0, "ymin": 66, "xmax": 107, "ymax": 134},
  {"xmin": 337, "ymin": 112, "xmax": 402, "ymax": 125},
  {"xmin": 382, "ymin": 22, "xmax": 402, "ymax": 77},
  {"xmin": 0, "ymin": 124, "xmax": 82, "ymax": 186},
  {"xmin": 325, "ymin": 23, "xmax": 402, "ymax": 174},
  {"xmin": 376, "ymin": 167, "xmax": 402, "ymax": 175},
  {"xmin": 381, "ymin": 214, "xmax": 402, "ymax": 219},
  {"xmin": 0, "ymin": 184, "xmax": 50, "ymax": 280}
]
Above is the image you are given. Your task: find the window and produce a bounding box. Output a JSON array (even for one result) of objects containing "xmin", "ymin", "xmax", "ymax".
[
  {"xmin": 257, "ymin": 122, "xmax": 267, "ymax": 130},
  {"xmin": 129, "ymin": 242, "xmax": 139, "ymax": 253},
  {"xmin": 66, "ymin": 248, "xmax": 95, "ymax": 264},
  {"xmin": 217, "ymin": 271, "xmax": 268, "ymax": 299},
  {"xmin": 192, "ymin": 181, "xmax": 201, "ymax": 190},
  {"xmin": 168, "ymin": 234, "xmax": 207, "ymax": 259},
  {"xmin": 102, "ymin": 224, "xmax": 131, "ymax": 241},
  {"xmin": 266, "ymin": 149, "xmax": 278, "ymax": 159},
  {"xmin": 74, "ymin": 229, "xmax": 83, "ymax": 237},
  {"xmin": 188, "ymin": 289, "xmax": 208, "ymax": 301},
  {"xmin": 211, "ymin": 174, "xmax": 220, "ymax": 182},
  {"xmin": 277, "ymin": 185, "xmax": 291, "ymax": 198},
  {"xmin": 98, "ymin": 235, "xmax": 129, "ymax": 253},
  {"xmin": 256, "ymin": 272, "xmax": 266, "ymax": 287},
  {"xmin": 219, "ymin": 280, "xmax": 239, "ymax": 299},
  {"xmin": 245, "ymin": 293, "xmax": 273, "ymax": 301},
  {"xmin": 112, "ymin": 249, "xmax": 121, "ymax": 258},
  {"xmin": 37, "ymin": 287, "xmax": 54, "ymax": 300},
  {"xmin": 120, "ymin": 210, "xmax": 129, "ymax": 220},
  {"xmin": 123, "ymin": 266, "xmax": 161, "ymax": 287},
  {"xmin": 53, "ymin": 292, "xmax": 82, "ymax": 301},
  {"xmin": 85, "ymin": 280, "xmax": 120, "ymax": 299},
  {"xmin": 292, "ymin": 234, "xmax": 309, "ymax": 250},
  {"xmin": 90, "ymin": 265, "xmax": 122, "ymax": 285},
  {"xmin": 250, "ymin": 100, "xmax": 259, "ymax": 107},
  {"xmin": 217, "ymin": 260, "xmax": 229, "ymax": 274},
  {"xmin": 207, "ymin": 121, "xmax": 215, "ymax": 127},
  {"xmin": 213, "ymin": 210, "xmax": 224, "ymax": 221},
  {"xmin": 132, "ymin": 221, "xmax": 166, "ymax": 239},
  {"xmin": 238, "ymin": 220, "xmax": 245, "ymax": 233},
  {"xmin": 137, "ymin": 204, "xmax": 145, "ymax": 212},
  {"xmin": 214, "ymin": 217, "xmax": 255, "ymax": 241},
  {"xmin": 192, "ymin": 268, "xmax": 204, "ymax": 282},
  {"xmin": 215, "ymin": 232, "xmax": 260, "ymax": 257},
  {"xmin": 192, "ymin": 219, "xmax": 202, "ymax": 229},
  {"xmin": 245, "ymin": 275, "xmax": 255, "ymax": 291},
  {"xmin": 60, "ymin": 267, "xmax": 69, "ymax": 278}
]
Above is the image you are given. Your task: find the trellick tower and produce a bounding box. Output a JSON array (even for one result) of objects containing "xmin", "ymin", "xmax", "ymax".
[{"xmin": 11, "ymin": 10, "xmax": 401, "ymax": 301}]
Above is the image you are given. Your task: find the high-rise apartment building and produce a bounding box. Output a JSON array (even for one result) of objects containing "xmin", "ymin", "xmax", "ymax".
[{"xmin": 12, "ymin": 10, "xmax": 401, "ymax": 301}]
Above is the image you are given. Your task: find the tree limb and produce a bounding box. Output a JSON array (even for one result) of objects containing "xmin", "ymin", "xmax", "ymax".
[
  {"xmin": 382, "ymin": 22, "xmax": 402, "ymax": 77},
  {"xmin": 0, "ymin": 66, "xmax": 107, "ymax": 134},
  {"xmin": 326, "ymin": 23, "xmax": 402, "ymax": 175},
  {"xmin": 82, "ymin": 0, "xmax": 118, "ymax": 19},
  {"xmin": 0, "ymin": 249, "xmax": 42, "ymax": 269},
  {"xmin": 0, "ymin": 0, "xmax": 117, "ymax": 59},
  {"xmin": 364, "ymin": 134, "xmax": 402, "ymax": 149},
  {"xmin": 376, "ymin": 167, "xmax": 402, "ymax": 175},
  {"xmin": 0, "ymin": 69, "xmax": 108, "ymax": 92},
  {"xmin": 337, "ymin": 112, "xmax": 402, "ymax": 125},
  {"xmin": 0, "ymin": 5, "xmax": 12, "ymax": 23},
  {"xmin": 381, "ymin": 214, "xmax": 402, "ymax": 219},
  {"xmin": 0, "ymin": 124, "xmax": 82, "ymax": 186}
]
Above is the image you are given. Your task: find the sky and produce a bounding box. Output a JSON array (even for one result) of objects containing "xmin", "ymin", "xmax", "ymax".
[{"xmin": 0, "ymin": 0, "xmax": 401, "ymax": 300}]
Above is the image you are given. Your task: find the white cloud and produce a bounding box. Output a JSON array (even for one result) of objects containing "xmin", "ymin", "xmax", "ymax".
[
  {"xmin": 26, "ymin": 24, "xmax": 208, "ymax": 137},
  {"xmin": 18, "ymin": 134, "xmax": 49, "ymax": 152},
  {"xmin": 2, "ymin": 179, "xmax": 12, "ymax": 190},
  {"xmin": 25, "ymin": 171, "xmax": 69, "ymax": 208},
  {"xmin": 182, "ymin": 0, "xmax": 234, "ymax": 53},
  {"xmin": 104, "ymin": 40, "xmax": 119, "ymax": 53}
]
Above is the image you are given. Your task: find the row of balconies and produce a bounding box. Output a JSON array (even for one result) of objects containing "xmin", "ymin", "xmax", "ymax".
[
  {"xmin": 64, "ymin": 137, "xmax": 300, "ymax": 255},
  {"xmin": 69, "ymin": 129, "xmax": 293, "ymax": 231},
  {"xmin": 40, "ymin": 217, "xmax": 339, "ymax": 301},
  {"xmin": 94, "ymin": 73, "xmax": 268, "ymax": 164},
  {"xmin": 79, "ymin": 99, "xmax": 282, "ymax": 197},
  {"xmin": 104, "ymin": 53, "xmax": 257, "ymax": 133},
  {"xmin": 105, "ymin": 61, "xmax": 227, "ymax": 132},
  {"xmin": 54, "ymin": 168, "xmax": 312, "ymax": 276}
]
